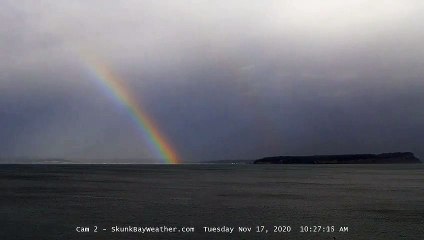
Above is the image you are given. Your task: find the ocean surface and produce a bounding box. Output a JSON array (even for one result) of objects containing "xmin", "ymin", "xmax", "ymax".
[{"xmin": 0, "ymin": 164, "xmax": 423, "ymax": 240}]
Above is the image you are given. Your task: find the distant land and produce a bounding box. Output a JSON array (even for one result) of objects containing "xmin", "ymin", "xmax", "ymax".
[
  {"xmin": 203, "ymin": 159, "xmax": 253, "ymax": 164},
  {"xmin": 0, "ymin": 158, "xmax": 78, "ymax": 164},
  {"xmin": 254, "ymin": 152, "xmax": 421, "ymax": 164},
  {"xmin": 0, "ymin": 153, "xmax": 421, "ymax": 164},
  {"xmin": 0, "ymin": 158, "xmax": 162, "ymax": 164}
]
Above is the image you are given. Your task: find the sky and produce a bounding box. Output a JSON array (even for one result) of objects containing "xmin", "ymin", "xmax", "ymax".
[{"xmin": 1, "ymin": 0, "xmax": 424, "ymax": 163}]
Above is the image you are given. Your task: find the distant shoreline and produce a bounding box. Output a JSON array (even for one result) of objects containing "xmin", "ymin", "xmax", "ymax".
[
  {"xmin": 254, "ymin": 152, "xmax": 421, "ymax": 164},
  {"xmin": 0, "ymin": 152, "xmax": 421, "ymax": 164}
]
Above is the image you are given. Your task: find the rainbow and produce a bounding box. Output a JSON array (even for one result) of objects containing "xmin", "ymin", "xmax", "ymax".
[{"xmin": 81, "ymin": 52, "xmax": 181, "ymax": 164}]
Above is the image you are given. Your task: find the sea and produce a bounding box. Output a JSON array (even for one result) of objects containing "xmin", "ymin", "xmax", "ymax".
[{"xmin": 0, "ymin": 164, "xmax": 423, "ymax": 240}]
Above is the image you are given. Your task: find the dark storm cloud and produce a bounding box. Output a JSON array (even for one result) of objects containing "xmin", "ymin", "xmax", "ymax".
[{"xmin": 1, "ymin": 1, "xmax": 424, "ymax": 162}]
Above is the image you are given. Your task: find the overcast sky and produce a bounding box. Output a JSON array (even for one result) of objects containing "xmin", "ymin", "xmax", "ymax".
[{"xmin": 1, "ymin": 0, "xmax": 424, "ymax": 162}]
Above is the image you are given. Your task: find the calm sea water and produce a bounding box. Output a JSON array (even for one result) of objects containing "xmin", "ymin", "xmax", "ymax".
[{"xmin": 0, "ymin": 164, "xmax": 423, "ymax": 240}]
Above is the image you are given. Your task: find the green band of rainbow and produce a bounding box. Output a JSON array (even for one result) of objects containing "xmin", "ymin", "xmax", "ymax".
[{"xmin": 82, "ymin": 53, "xmax": 181, "ymax": 164}]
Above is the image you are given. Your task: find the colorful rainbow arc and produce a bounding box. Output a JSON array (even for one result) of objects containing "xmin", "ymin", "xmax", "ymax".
[{"xmin": 81, "ymin": 53, "xmax": 181, "ymax": 164}]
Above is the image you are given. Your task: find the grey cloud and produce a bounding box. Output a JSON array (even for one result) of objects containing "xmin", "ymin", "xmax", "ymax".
[{"xmin": 1, "ymin": 1, "xmax": 424, "ymax": 161}]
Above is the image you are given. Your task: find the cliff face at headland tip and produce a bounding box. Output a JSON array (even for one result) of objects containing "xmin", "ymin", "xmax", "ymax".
[{"xmin": 254, "ymin": 152, "xmax": 422, "ymax": 164}]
